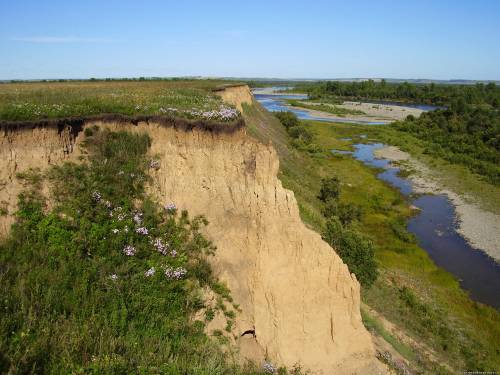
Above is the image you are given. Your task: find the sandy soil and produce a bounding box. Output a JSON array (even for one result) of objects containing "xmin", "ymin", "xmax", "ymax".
[
  {"xmin": 289, "ymin": 104, "xmax": 392, "ymax": 124},
  {"xmin": 374, "ymin": 146, "xmax": 500, "ymax": 263},
  {"xmin": 342, "ymin": 101, "xmax": 424, "ymax": 121},
  {"xmin": 293, "ymin": 101, "xmax": 424, "ymax": 123}
]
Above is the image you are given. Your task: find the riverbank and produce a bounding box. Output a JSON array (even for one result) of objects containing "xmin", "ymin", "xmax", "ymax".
[
  {"xmin": 291, "ymin": 100, "xmax": 425, "ymax": 122},
  {"xmin": 374, "ymin": 145, "xmax": 500, "ymax": 263}
]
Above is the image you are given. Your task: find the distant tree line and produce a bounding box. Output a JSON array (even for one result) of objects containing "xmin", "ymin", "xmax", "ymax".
[
  {"xmin": 295, "ymin": 79, "xmax": 500, "ymax": 107},
  {"xmin": 394, "ymin": 106, "xmax": 500, "ymax": 184}
]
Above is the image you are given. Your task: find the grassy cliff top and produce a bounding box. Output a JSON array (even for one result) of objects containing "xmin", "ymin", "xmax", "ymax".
[{"xmin": 0, "ymin": 79, "xmax": 242, "ymax": 122}]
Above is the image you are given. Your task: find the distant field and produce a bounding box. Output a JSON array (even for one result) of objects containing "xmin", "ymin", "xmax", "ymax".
[{"xmin": 0, "ymin": 80, "xmax": 241, "ymax": 122}]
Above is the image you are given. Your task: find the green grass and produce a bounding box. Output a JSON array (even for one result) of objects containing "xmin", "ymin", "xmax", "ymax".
[
  {"xmin": 243, "ymin": 102, "xmax": 500, "ymax": 373},
  {"xmin": 0, "ymin": 128, "xmax": 281, "ymax": 374},
  {"xmin": 0, "ymin": 80, "xmax": 240, "ymax": 122}
]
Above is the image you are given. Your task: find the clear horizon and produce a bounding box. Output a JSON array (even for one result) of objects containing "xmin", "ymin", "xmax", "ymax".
[{"xmin": 1, "ymin": 0, "xmax": 499, "ymax": 80}]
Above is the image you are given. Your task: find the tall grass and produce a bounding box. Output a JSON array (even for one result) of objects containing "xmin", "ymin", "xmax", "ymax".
[{"xmin": 0, "ymin": 80, "xmax": 239, "ymax": 122}]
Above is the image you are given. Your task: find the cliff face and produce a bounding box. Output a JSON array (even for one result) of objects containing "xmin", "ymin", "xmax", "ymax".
[
  {"xmin": 0, "ymin": 86, "xmax": 383, "ymax": 374},
  {"xmin": 0, "ymin": 125, "xmax": 82, "ymax": 234},
  {"xmin": 214, "ymin": 84, "xmax": 253, "ymax": 111},
  {"xmin": 145, "ymin": 124, "xmax": 381, "ymax": 374}
]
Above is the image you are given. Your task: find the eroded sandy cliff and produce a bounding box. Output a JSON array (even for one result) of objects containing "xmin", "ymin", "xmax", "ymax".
[
  {"xmin": 0, "ymin": 87, "xmax": 383, "ymax": 374},
  {"xmin": 214, "ymin": 84, "xmax": 253, "ymax": 111}
]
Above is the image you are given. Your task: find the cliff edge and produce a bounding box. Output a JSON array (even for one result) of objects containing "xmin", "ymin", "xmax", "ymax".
[{"xmin": 0, "ymin": 86, "xmax": 384, "ymax": 374}]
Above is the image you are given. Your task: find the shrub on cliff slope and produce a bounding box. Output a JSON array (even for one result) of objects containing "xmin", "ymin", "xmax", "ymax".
[
  {"xmin": 322, "ymin": 217, "xmax": 378, "ymax": 287},
  {"xmin": 319, "ymin": 177, "xmax": 377, "ymax": 287},
  {"xmin": 274, "ymin": 111, "xmax": 300, "ymax": 129},
  {"xmin": 0, "ymin": 129, "xmax": 269, "ymax": 374}
]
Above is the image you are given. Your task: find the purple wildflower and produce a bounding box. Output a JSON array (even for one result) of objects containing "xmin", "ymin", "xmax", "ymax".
[
  {"xmin": 262, "ymin": 362, "xmax": 277, "ymax": 374},
  {"xmin": 164, "ymin": 266, "xmax": 187, "ymax": 280},
  {"xmin": 136, "ymin": 227, "xmax": 149, "ymax": 235},
  {"xmin": 92, "ymin": 191, "xmax": 101, "ymax": 202},
  {"xmin": 153, "ymin": 238, "xmax": 169, "ymax": 255},
  {"xmin": 145, "ymin": 267, "xmax": 156, "ymax": 277},
  {"xmin": 164, "ymin": 203, "xmax": 177, "ymax": 212},
  {"xmin": 123, "ymin": 245, "xmax": 136, "ymax": 256},
  {"xmin": 133, "ymin": 212, "xmax": 143, "ymax": 225},
  {"xmin": 149, "ymin": 160, "xmax": 161, "ymax": 170}
]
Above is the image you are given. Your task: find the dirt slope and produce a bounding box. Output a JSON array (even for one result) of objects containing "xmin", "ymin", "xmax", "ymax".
[{"xmin": 0, "ymin": 86, "xmax": 384, "ymax": 374}]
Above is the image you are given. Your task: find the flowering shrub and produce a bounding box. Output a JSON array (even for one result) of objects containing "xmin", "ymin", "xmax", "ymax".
[
  {"xmin": 92, "ymin": 191, "xmax": 102, "ymax": 202},
  {"xmin": 123, "ymin": 245, "xmax": 137, "ymax": 256},
  {"xmin": 145, "ymin": 267, "xmax": 156, "ymax": 277},
  {"xmin": 149, "ymin": 159, "xmax": 161, "ymax": 170},
  {"xmin": 135, "ymin": 227, "xmax": 149, "ymax": 236},
  {"xmin": 262, "ymin": 362, "xmax": 277, "ymax": 374},
  {"xmin": 188, "ymin": 105, "xmax": 239, "ymax": 121},
  {"xmin": 0, "ymin": 129, "xmax": 249, "ymax": 374},
  {"xmin": 165, "ymin": 203, "xmax": 177, "ymax": 212},
  {"xmin": 164, "ymin": 266, "xmax": 187, "ymax": 280},
  {"xmin": 153, "ymin": 238, "xmax": 169, "ymax": 255},
  {"xmin": 133, "ymin": 212, "xmax": 143, "ymax": 225}
]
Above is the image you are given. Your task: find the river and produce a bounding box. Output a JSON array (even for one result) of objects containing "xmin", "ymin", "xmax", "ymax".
[
  {"xmin": 252, "ymin": 88, "xmax": 389, "ymax": 125},
  {"xmin": 254, "ymin": 91, "xmax": 500, "ymax": 309},
  {"xmin": 352, "ymin": 143, "xmax": 500, "ymax": 309}
]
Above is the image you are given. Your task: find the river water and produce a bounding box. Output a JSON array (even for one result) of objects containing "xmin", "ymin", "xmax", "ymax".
[
  {"xmin": 254, "ymin": 91, "xmax": 500, "ymax": 309},
  {"xmin": 352, "ymin": 143, "xmax": 500, "ymax": 308},
  {"xmin": 252, "ymin": 88, "xmax": 389, "ymax": 125}
]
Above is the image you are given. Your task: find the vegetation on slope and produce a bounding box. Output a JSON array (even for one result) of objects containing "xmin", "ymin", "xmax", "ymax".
[
  {"xmin": 317, "ymin": 176, "xmax": 378, "ymax": 287},
  {"xmin": 0, "ymin": 128, "xmax": 274, "ymax": 374},
  {"xmin": 0, "ymin": 80, "xmax": 240, "ymax": 122},
  {"xmin": 242, "ymin": 101, "xmax": 500, "ymax": 373}
]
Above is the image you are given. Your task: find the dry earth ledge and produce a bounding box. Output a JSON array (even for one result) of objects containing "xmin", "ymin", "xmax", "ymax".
[{"xmin": 0, "ymin": 85, "xmax": 385, "ymax": 374}]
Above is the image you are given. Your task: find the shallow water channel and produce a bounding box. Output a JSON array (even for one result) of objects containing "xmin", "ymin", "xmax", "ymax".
[
  {"xmin": 347, "ymin": 143, "xmax": 500, "ymax": 308},
  {"xmin": 253, "ymin": 88, "xmax": 388, "ymax": 125}
]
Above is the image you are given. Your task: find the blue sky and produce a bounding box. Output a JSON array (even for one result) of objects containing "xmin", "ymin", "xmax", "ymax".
[{"xmin": 0, "ymin": 0, "xmax": 499, "ymax": 80}]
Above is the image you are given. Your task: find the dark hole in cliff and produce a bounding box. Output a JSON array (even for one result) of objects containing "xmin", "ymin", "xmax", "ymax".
[{"xmin": 241, "ymin": 329, "xmax": 256, "ymax": 338}]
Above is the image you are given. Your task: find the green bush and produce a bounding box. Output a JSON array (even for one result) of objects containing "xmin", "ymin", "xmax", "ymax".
[
  {"xmin": 288, "ymin": 126, "xmax": 313, "ymax": 143},
  {"xmin": 317, "ymin": 177, "xmax": 340, "ymax": 203},
  {"xmin": 322, "ymin": 200, "xmax": 363, "ymax": 225},
  {"xmin": 274, "ymin": 111, "xmax": 300, "ymax": 129},
  {"xmin": 322, "ymin": 217, "xmax": 378, "ymax": 287}
]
